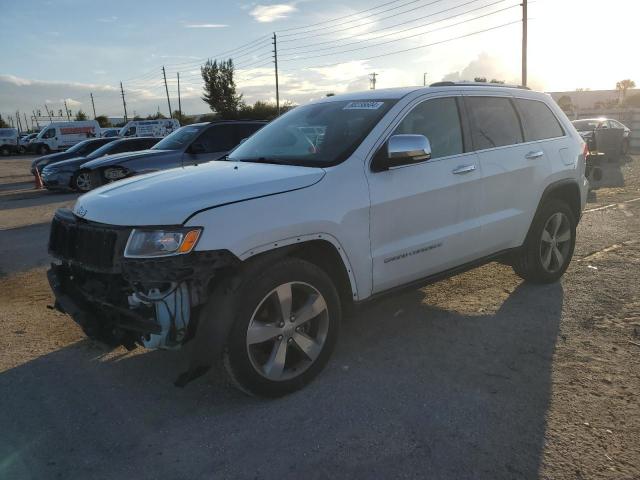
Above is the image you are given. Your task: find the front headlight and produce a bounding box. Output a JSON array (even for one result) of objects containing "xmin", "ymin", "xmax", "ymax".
[{"xmin": 124, "ymin": 228, "xmax": 202, "ymax": 258}]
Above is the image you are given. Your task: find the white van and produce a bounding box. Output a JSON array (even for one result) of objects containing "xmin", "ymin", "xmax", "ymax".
[
  {"xmin": 0, "ymin": 128, "xmax": 19, "ymax": 156},
  {"xmin": 118, "ymin": 119, "xmax": 180, "ymax": 138},
  {"xmin": 31, "ymin": 121, "xmax": 100, "ymax": 155}
]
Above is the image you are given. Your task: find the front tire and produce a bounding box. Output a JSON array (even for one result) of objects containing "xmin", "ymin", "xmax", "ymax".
[
  {"xmin": 512, "ymin": 199, "xmax": 576, "ymax": 283},
  {"xmin": 72, "ymin": 170, "xmax": 92, "ymax": 192},
  {"xmin": 223, "ymin": 258, "xmax": 341, "ymax": 397},
  {"xmin": 38, "ymin": 144, "xmax": 50, "ymax": 155}
]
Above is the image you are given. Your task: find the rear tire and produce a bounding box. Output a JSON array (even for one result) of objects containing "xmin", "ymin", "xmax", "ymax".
[
  {"xmin": 38, "ymin": 145, "xmax": 50, "ymax": 155},
  {"xmin": 223, "ymin": 258, "xmax": 341, "ymax": 397},
  {"xmin": 0, "ymin": 146, "xmax": 10, "ymax": 156},
  {"xmin": 512, "ymin": 199, "xmax": 576, "ymax": 284}
]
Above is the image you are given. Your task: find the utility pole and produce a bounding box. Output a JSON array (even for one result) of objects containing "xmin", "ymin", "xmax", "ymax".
[
  {"xmin": 24, "ymin": 112, "xmax": 29, "ymax": 131},
  {"xmin": 90, "ymin": 93, "xmax": 97, "ymax": 119},
  {"xmin": 369, "ymin": 72, "xmax": 377, "ymax": 90},
  {"xmin": 15, "ymin": 111, "xmax": 22, "ymax": 133},
  {"xmin": 273, "ymin": 32, "xmax": 280, "ymax": 115},
  {"xmin": 423, "ymin": 72, "xmax": 428, "ymax": 86},
  {"xmin": 120, "ymin": 82, "xmax": 128, "ymax": 122},
  {"xmin": 162, "ymin": 66, "xmax": 173, "ymax": 118},
  {"xmin": 522, "ymin": 0, "xmax": 527, "ymax": 87},
  {"xmin": 8, "ymin": 115, "xmax": 14, "ymax": 127},
  {"xmin": 63, "ymin": 100, "xmax": 71, "ymax": 120},
  {"xmin": 177, "ymin": 72, "xmax": 182, "ymax": 120},
  {"xmin": 33, "ymin": 110, "xmax": 40, "ymax": 129}
]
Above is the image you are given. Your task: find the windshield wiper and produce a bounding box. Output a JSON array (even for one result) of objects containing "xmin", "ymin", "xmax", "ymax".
[{"xmin": 238, "ymin": 157, "xmax": 295, "ymax": 166}]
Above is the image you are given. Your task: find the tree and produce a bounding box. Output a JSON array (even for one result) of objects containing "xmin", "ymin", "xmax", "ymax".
[
  {"xmin": 201, "ymin": 58, "xmax": 243, "ymax": 118},
  {"xmin": 474, "ymin": 77, "xmax": 487, "ymax": 83},
  {"xmin": 557, "ymin": 95, "xmax": 574, "ymax": 112},
  {"xmin": 146, "ymin": 112, "xmax": 166, "ymax": 120},
  {"xmin": 95, "ymin": 115, "xmax": 111, "ymax": 127},
  {"xmin": 616, "ymin": 79, "xmax": 636, "ymax": 102},
  {"xmin": 75, "ymin": 110, "xmax": 87, "ymax": 121},
  {"xmin": 172, "ymin": 110, "xmax": 193, "ymax": 125},
  {"xmin": 489, "ymin": 79, "xmax": 505, "ymax": 84},
  {"xmin": 0, "ymin": 114, "xmax": 9, "ymax": 128}
]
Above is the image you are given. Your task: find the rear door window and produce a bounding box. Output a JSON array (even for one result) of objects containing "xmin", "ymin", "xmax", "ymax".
[
  {"xmin": 198, "ymin": 125, "xmax": 237, "ymax": 152},
  {"xmin": 235, "ymin": 124, "xmax": 264, "ymax": 144},
  {"xmin": 393, "ymin": 97, "xmax": 463, "ymax": 159},
  {"xmin": 465, "ymin": 96, "xmax": 523, "ymax": 150},
  {"xmin": 516, "ymin": 98, "xmax": 565, "ymax": 141}
]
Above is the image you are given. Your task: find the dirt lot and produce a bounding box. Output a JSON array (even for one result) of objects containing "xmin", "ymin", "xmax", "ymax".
[{"xmin": 1, "ymin": 154, "xmax": 639, "ymax": 479}]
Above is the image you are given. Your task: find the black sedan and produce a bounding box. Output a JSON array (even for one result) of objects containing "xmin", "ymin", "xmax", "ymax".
[
  {"xmin": 41, "ymin": 137, "xmax": 160, "ymax": 191},
  {"xmin": 572, "ymin": 118, "xmax": 631, "ymax": 158},
  {"xmin": 80, "ymin": 120, "xmax": 266, "ymax": 190},
  {"xmin": 31, "ymin": 137, "xmax": 117, "ymax": 175}
]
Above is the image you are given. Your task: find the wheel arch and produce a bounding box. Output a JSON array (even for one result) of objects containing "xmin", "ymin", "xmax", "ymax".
[{"xmin": 239, "ymin": 234, "xmax": 359, "ymax": 307}]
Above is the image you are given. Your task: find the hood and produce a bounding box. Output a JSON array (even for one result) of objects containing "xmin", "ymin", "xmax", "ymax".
[
  {"xmin": 81, "ymin": 149, "xmax": 165, "ymax": 170},
  {"xmin": 73, "ymin": 161, "xmax": 325, "ymax": 226},
  {"xmin": 33, "ymin": 151, "xmax": 76, "ymax": 167},
  {"xmin": 44, "ymin": 156, "xmax": 89, "ymax": 171}
]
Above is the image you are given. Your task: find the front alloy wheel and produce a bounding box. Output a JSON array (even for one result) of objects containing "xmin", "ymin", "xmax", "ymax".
[
  {"xmin": 74, "ymin": 171, "xmax": 92, "ymax": 192},
  {"xmin": 224, "ymin": 258, "xmax": 340, "ymax": 397},
  {"xmin": 246, "ymin": 282, "xmax": 329, "ymax": 381}
]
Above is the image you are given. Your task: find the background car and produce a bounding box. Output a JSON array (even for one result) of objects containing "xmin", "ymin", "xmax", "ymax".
[
  {"xmin": 80, "ymin": 120, "xmax": 266, "ymax": 189},
  {"xmin": 572, "ymin": 118, "xmax": 631, "ymax": 158},
  {"xmin": 41, "ymin": 137, "xmax": 160, "ymax": 191},
  {"xmin": 31, "ymin": 137, "xmax": 117, "ymax": 174},
  {"xmin": 100, "ymin": 128, "xmax": 120, "ymax": 138}
]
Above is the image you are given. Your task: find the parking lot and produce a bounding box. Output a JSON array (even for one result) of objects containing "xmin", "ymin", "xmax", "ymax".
[{"xmin": 1, "ymin": 154, "xmax": 639, "ymax": 479}]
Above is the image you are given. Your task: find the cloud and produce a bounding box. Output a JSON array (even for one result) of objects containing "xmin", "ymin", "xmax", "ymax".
[
  {"xmin": 184, "ymin": 23, "xmax": 228, "ymax": 28},
  {"xmin": 250, "ymin": 3, "xmax": 296, "ymax": 22},
  {"xmin": 98, "ymin": 16, "xmax": 118, "ymax": 23}
]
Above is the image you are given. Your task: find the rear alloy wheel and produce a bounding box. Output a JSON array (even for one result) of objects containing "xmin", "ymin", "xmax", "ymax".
[
  {"xmin": 512, "ymin": 199, "xmax": 576, "ymax": 283},
  {"xmin": 224, "ymin": 258, "xmax": 340, "ymax": 397},
  {"xmin": 73, "ymin": 171, "xmax": 92, "ymax": 192}
]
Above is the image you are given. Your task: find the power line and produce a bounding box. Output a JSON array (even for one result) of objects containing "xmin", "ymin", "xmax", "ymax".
[
  {"xmin": 279, "ymin": 0, "xmax": 507, "ymax": 52},
  {"xmin": 285, "ymin": 20, "xmax": 521, "ymax": 70},
  {"xmin": 278, "ymin": 0, "xmax": 448, "ymax": 42},
  {"xmin": 278, "ymin": 0, "xmax": 434, "ymax": 37},
  {"xmin": 280, "ymin": 3, "xmax": 519, "ymax": 62}
]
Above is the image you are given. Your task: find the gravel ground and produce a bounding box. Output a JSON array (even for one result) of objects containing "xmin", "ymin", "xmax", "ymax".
[{"xmin": 0, "ymin": 154, "xmax": 639, "ymax": 480}]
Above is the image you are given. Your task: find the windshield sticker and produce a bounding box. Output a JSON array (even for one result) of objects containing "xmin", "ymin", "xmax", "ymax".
[{"xmin": 343, "ymin": 101, "xmax": 384, "ymax": 110}]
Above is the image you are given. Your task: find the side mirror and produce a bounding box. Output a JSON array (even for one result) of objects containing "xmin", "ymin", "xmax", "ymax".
[
  {"xmin": 371, "ymin": 134, "xmax": 431, "ymax": 172},
  {"xmin": 189, "ymin": 142, "xmax": 206, "ymax": 154}
]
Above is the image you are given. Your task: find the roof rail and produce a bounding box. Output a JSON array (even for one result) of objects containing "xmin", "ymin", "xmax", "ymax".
[{"xmin": 429, "ymin": 81, "xmax": 530, "ymax": 90}]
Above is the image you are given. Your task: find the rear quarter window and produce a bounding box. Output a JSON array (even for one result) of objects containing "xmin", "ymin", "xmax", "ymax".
[
  {"xmin": 516, "ymin": 98, "xmax": 565, "ymax": 141},
  {"xmin": 465, "ymin": 96, "xmax": 523, "ymax": 150}
]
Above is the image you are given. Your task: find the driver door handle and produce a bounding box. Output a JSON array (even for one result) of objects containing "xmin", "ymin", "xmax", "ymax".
[
  {"xmin": 525, "ymin": 150, "xmax": 544, "ymax": 160},
  {"xmin": 452, "ymin": 164, "xmax": 476, "ymax": 175}
]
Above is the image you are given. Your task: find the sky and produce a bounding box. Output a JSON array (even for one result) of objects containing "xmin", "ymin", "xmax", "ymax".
[{"xmin": 0, "ymin": 0, "xmax": 638, "ymax": 123}]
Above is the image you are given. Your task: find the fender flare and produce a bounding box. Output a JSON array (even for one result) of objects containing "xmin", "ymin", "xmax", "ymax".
[{"xmin": 238, "ymin": 232, "xmax": 360, "ymax": 300}]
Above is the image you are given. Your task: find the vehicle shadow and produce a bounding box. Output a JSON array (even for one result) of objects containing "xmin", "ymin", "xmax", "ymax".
[{"xmin": 0, "ymin": 279, "xmax": 563, "ymax": 479}]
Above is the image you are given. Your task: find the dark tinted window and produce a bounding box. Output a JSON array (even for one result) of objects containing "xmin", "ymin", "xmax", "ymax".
[
  {"xmin": 466, "ymin": 96, "xmax": 523, "ymax": 150},
  {"xmin": 235, "ymin": 123, "xmax": 264, "ymax": 143},
  {"xmin": 516, "ymin": 99, "xmax": 564, "ymax": 141},
  {"xmin": 138, "ymin": 137, "xmax": 159, "ymax": 148},
  {"xmin": 198, "ymin": 125, "xmax": 237, "ymax": 152},
  {"xmin": 394, "ymin": 97, "xmax": 463, "ymax": 159},
  {"xmin": 76, "ymin": 138, "xmax": 113, "ymax": 155}
]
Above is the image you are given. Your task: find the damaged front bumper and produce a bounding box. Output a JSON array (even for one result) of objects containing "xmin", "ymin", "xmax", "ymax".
[{"xmin": 47, "ymin": 208, "xmax": 239, "ymax": 351}]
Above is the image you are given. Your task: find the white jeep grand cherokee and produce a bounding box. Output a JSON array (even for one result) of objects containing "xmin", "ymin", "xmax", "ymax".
[{"xmin": 48, "ymin": 83, "xmax": 589, "ymax": 397}]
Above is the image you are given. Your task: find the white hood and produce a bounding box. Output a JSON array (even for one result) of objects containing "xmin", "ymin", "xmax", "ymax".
[{"xmin": 73, "ymin": 161, "xmax": 325, "ymax": 226}]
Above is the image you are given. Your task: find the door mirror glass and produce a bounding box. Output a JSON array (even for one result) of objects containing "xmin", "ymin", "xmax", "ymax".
[{"xmin": 372, "ymin": 134, "xmax": 431, "ymax": 171}]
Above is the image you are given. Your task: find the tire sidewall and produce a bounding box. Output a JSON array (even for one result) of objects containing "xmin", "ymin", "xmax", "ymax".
[
  {"xmin": 73, "ymin": 170, "xmax": 91, "ymax": 191},
  {"xmin": 225, "ymin": 258, "xmax": 341, "ymax": 397},
  {"xmin": 523, "ymin": 199, "xmax": 576, "ymax": 282}
]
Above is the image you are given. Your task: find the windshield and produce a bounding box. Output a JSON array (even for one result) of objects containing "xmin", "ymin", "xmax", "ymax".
[
  {"xmin": 573, "ymin": 120, "xmax": 601, "ymax": 131},
  {"xmin": 152, "ymin": 125, "xmax": 204, "ymax": 151},
  {"xmin": 229, "ymin": 100, "xmax": 397, "ymax": 166}
]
